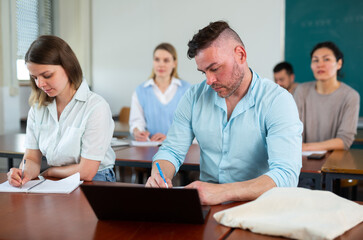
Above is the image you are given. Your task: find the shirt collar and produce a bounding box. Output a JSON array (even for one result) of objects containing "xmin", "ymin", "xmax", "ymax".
[
  {"xmin": 143, "ymin": 77, "xmax": 181, "ymax": 87},
  {"xmin": 73, "ymin": 80, "xmax": 90, "ymax": 102},
  {"xmin": 46, "ymin": 80, "xmax": 89, "ymax": 121}
]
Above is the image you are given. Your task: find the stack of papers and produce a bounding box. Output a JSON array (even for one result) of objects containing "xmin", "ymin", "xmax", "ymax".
[{"xmin": 0, "ymin": 172, "xmax": 83, "ymax": 194}]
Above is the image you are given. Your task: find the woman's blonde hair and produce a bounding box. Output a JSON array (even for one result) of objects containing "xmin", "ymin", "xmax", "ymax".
[
  {"xmin": 25, "ymin": 35, "xmax": 83, "ymax": 107},
  {"xmin": 148, "ymin": 43, "xmax": 180, "ymax": 80}
]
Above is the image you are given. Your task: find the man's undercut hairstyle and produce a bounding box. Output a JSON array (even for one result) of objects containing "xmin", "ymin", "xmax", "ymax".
[{"xmin": 187, "ymin": 21, "xmax": 244, "ymax": 59}]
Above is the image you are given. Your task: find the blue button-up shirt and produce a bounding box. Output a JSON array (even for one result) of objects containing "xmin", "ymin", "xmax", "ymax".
[{"xmin": 153, "ymin": 70, "xmax": 302, "ymax": 187}]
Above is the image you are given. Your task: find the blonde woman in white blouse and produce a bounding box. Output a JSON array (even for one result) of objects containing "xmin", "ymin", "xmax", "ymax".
[{"xmin": 129, "ymin": 43, "xmax": 191, "ymax": 142}]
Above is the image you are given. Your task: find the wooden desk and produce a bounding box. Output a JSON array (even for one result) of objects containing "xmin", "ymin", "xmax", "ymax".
[
  {"xmin": 322, "ymin": 149, "xmax": 363, "ymax": 191},
  {"xmin": 1, "ymin": 172, "xmax": 362, "ymax": 240},
  {"xmin": 300, "ymin": 152, "xmax": 331, "ymax": 190},
  {"xmin": 0, "ymin": 173, "xmax": 236, "ymax": 240},
  {"xmin": 115, "ymin": 144, "xmax": 200, "ymax": 171},
  {"xmin": 0, "ymin": 133, "xmax": 336, "ymax": 191},
  {"xmin": 0, "ymin": 127, "xmax": 130, "ymax": 170},
  {"xmin": 116, "ymin": 145, "xmax": 327, "ymax": 189},
  {"xmin": 0, "ymin": 133, "xmax": 25, "ymax": 171}
]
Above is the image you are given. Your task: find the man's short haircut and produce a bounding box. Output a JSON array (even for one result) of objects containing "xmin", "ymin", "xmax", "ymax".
[
  {"xmin": 273, "ymin": 61, "xmax": 294, "ymax": 75},
  {"xmin": 187, "ymin": 21, "xmax": 244, "ymax": 59}
]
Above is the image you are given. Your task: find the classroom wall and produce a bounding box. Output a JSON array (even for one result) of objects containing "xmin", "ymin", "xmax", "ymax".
[
  {"xmin": 91, "ymin": 0, "xmax": 285, "ymax": 115},
  {"xmin": 0, "ymin": 0, "xmax": 284, "ymax": 133}
]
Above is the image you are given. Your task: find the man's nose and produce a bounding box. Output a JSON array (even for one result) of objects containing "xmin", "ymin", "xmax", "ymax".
[{"xmin": 206, "ymin": 72, "xmax": 216, "ymax": 85}]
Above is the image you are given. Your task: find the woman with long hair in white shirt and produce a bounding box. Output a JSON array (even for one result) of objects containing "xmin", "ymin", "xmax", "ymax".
[{"xmin": 7, "ymin": 35, "xmax": 116, "ymax": 186}]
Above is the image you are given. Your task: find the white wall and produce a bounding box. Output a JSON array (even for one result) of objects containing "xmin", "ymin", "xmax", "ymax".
[
  {"xmin": 53, "ymin": 0, "xmax": 92, "ymax": 85},
  {"xmin": 92, "ymin": 0, "xmax": 285, "ymax": 115},
  {"xmin": 0, "ymin": 0, "xmax": 285, "ymax": 134}
]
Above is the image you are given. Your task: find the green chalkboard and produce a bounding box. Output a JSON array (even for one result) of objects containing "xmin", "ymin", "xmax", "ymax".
[{"xmin": 285, "ymin": 0, "xmax": 363, "ymax": 115}]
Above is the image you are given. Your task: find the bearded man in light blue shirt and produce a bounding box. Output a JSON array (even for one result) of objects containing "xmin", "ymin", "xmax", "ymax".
[{"xmin": 146, "ymin": 21, "xmax": 303, "ymax": 205}]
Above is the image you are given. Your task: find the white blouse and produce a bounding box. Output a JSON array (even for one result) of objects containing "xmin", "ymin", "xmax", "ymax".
[{"xmin": 25, "ymin": 81, "xmax": 115, "ymax": 171}]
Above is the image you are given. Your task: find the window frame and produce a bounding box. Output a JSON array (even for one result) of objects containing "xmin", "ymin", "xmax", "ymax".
[{"xmin": 15, "ymin": 0, "xmax": 54, "ymax": 86}]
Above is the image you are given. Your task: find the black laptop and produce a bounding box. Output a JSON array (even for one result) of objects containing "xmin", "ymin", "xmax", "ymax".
[{"xmin": 81, "ymin": 184, "xmax": 210, "ymax": 224}]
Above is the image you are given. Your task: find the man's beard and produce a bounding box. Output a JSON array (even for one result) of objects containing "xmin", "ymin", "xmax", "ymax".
[{"xmin": 212, "ymin": 61, "xmax": 244, "ymax": 98}]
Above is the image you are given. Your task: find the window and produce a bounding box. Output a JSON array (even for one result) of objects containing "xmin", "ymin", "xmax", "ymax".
[{"xmin": 16, "ymin": 0, "xmax": 53, "ymax": 81}]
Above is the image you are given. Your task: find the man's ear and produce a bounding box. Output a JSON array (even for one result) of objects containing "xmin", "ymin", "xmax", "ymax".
[{"xmin": 234, "ymin": 45, "xmax": 247, "ymax": 64}]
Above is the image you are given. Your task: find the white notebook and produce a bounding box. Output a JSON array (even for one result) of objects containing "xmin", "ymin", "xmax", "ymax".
[{"xmin": 0, "ymin": 172, "xmax": 83, "ymax": 194}]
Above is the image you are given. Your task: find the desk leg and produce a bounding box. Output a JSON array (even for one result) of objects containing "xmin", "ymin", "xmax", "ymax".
[
  {"xmin": 299, "ymin": 172, "xmax": 322, "ymax": 190},
  {"xmin": 315, "ymin": 174, "xmax": 322, "ymax": 190},
  {"xmin": 325, "ymin": 174, "xmax": 333, "ymax": 191},
  {"xmin": 8, "ymin": 158, "xmax": 13, "ymax": 171}
]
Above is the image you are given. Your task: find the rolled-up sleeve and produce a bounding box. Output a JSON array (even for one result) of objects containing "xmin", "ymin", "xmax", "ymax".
[
  {"xmin": 337, "ymin": 92, "xmax": 360, "ymax": 149},
  {"xmin": 264, "ymin": 91, "xmax": 303, "ymax": 187}
]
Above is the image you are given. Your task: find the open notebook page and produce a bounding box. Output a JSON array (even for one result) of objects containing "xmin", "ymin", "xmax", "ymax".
[{"xmin": 0, "ymin": 172, "xmax": 82, "ymax": 194}]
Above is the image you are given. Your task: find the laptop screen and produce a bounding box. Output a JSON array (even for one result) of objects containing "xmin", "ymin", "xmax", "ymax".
[{"xmin": 81, "ymin": 184, "xmax": 210, "ymax": 224}]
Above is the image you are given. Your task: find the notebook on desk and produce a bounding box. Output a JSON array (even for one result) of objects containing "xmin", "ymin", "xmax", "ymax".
[{"xmin": 81, "ymin": 184, "xmax": 210, "ymax": 224}]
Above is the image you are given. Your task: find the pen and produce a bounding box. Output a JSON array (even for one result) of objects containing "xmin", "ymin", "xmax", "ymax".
[
  {"xmin": 155, "ymin": 162, "xmax": 169, "ymax": 188},
  {"xmin": 20, "ymin": 159, "xmax": 26, "ymax": 188}
]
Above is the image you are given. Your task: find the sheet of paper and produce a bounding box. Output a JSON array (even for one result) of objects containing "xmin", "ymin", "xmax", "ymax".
[
  {"xmin": 111, "ymin": 138, "xmax": 129, "ymax": 147},
  {"xmin": 302, "ymin": 150, "xmax": 327, "ymax": 156},
  {"xmin": 0, "ymin": 179, "xmax": 44, "ymax": 193},
  {"xmin": 30, "ymin": 172, "xmax": 83, "ymax": 194},
  {"xmin": 131, "ymin": 140, "xmax": 162, "ymax": 147},
  {"xmin": 0, "ymin": 172, "xmax": 82, "ymax": 194}
]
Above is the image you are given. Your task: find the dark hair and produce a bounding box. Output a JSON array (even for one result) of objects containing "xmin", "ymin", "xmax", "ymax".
[
  {"xmin": 310, "ymin": 41, "xmax": 344, "ymax": 78},
  {"xmin": 273, "ymin": 61, "xmax": 294, "ymax": 75},
  {"xmin": 187, "ymin": 21, "xmax": 243, "ymax": 59},
  {"xmin": 149, "ymin": 42, "xmax": 180, "ymax": 79},
  {"xmin": 25, "ymin": 35, "xmax": 83, "ymax": 106}
]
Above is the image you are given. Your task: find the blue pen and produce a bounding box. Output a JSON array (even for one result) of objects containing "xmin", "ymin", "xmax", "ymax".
[{"xmin": 155, "ymin": 162, "xmax": 169, "ymax": 188}]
